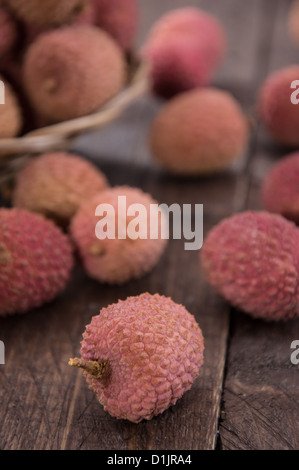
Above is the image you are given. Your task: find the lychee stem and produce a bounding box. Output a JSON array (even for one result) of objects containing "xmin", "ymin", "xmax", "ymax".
[{"xmin": 68, "ymin": 357, "xmax": 107, "ymax": 380}]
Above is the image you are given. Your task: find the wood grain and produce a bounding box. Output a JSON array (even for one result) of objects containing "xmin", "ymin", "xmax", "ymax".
[
  {"xmin": 0, "ymin": 161, "xmax": 233, "ymax": 450},
  {"xmin": 218, "ymin": 0, "xmax": 299, "ymax": 451},
  {"xmin": 0, "ymin": 0, "xmax": 299, "ymax": 450}
]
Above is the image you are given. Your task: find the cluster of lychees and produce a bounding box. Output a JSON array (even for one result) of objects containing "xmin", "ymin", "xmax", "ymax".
[
  {"xmin": 1, "ymin": 1, "xmax": 299, "ymax": 424},
  {"xmin": 0, "ymin": 0, "xmax": 137, "ymax": 131},
  {"xmin": 0, "ymin": 1, "xmax": 206, "ymax": 424}
]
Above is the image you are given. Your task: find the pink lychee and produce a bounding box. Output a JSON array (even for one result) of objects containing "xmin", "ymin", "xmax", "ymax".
[
  {"xmin": 262, "ymin": 152, "xmax": 299, "ymax": 223},
  {"xmin": 141, "ymin": 8, "xmax": 226, "ymax": 98},
  {"xmin": 0, "ymin": 208, "xmax": 74, "ymax": 316},
  {"xmin": 150, "ymin": 88, "xmax": 249, "ymax": 175},
  {"xmin": 70, "ymin": 186, "xmax": 168, "ymax": 284},
  {"xmin": 69, "ymin": 293, "xmax": 204, "ymax": 423},
  {"xmin": 144, "ymin": 39, "xmax": 214, "ymax": 99},
  {"xmin": 22, "ymin": 25, "xmax": 127, "ymax": 122},
  {"xmin": 201, "ymin": 211, "xmax": 299, "ymax": 321},
  {"xmin": 258, "ymin": 65, "xmax": 299, "ymax": 146},
  {"xmin": 13, "ymin": 152, "xmax": 109, "ymax": 226},
  {"xmin": 85, "ymin": 0, "xmax": 138, "ymax": 52}
]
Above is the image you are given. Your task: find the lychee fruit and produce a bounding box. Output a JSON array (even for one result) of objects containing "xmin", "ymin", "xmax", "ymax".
[
  {"xmin": 141, "ymin": 8, "xmax": 226, "ymax": 98},
  {"xmin": 258, "ymin": 65, "xmax": 299, "ymax": 146},
  {"xmin": 150, "ymin": 88, "xmax": 249, "ymax": 175},
  {"xmin": 0, "ymin": 208, "xmax": 74, "ymax": 316},
  {"xmin": 261, "ymin": 152, "xmax": 299, "ymax": 224},
  {"xmin": 142, "ymin": 40, "xmax": 213, "ymax": 100},
  {"xmin": 70, "ymin": 186, "xmax": 168, "ymax": 284},
  {"xmin": 22, "ymin": 25, "xmax": 126, "ymax": 122},
  {"xmin": 86, "ymin": 0, "xmax": 138, "ymax": 52},
  {"xmin": 0, "ymin": 75, "xmax": 22, "ymax": 138},
  {"xmin": 6, "ymin": 0, "xmax": 89, "ymax": 26},
  {"xmin": 69, "ymin": 293, "xmax": 204, "ymax": 423},
  {"xmin": 13, "ymin": 152, "xmax": 109, "ymax": 226},
  {"xmin": 201, "ymin": 211, "xmax": 299, "ymax": 321},
  {"xmin": 0, "ymin": 2, "xmax": 17, "ymax": 61}
]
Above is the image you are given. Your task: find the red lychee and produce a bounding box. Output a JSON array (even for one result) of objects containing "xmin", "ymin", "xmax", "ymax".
[
  {"xmin": 150, "ymin": 88, "xmax": 249, "ymax": 175},
  {"xmin": 258, "ymin": 65, "xmax": 299, "ymax": 146},
  {"xmin": 23, "ymin": 25, "xmax": 126, "ymax": 122},
  {"xmin": 86, "ymin": 0, "xmax": 138, "ymax": 52},
  {"xmin": 13, "ymin": 152, "xmax": 109, "ymax": 226},
  {"xmin": 69, "ymin": 293, "xmax": 204, "ymax": 423},
  {"xmin": 141, "ymin": 8, "xmax": 226, "ymax": 98},
  {"xmin": 70, "ymin": 186, "xmax": 168, "ymax": 284},
  {"xmin": 201, "ymin": 211, "xmax": 299, "ymax": 321},
  {"xmin": 262, "ymin": 152, "xmax": 299, "ymax": 223},
  {"xmin": 0, "ymin": 208, "xmax": 74, "ymax": 316}
]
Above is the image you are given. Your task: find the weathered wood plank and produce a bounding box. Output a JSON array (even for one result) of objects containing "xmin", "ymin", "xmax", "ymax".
[
  {"xmin": 219, "ymin": 0, "xmax": 299, "ymax": 451},
  {"xmin": 1, "ymin": 0, "xmax": 294, "ymax": 451},
  {"xmin": 62, "ymin": 162, "xmax": 236, "ymax": 451},
  {"xmin": 0, "ymin": 161, "xmax": 229, "ymax": 450},
  {"xmin": 220, "ymin": 315, "xmax": 299, "ymax": 450}
]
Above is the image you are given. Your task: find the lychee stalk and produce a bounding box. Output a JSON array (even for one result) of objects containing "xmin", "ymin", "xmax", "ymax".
[{"xmin": 68, "ymin": 357, "xmax": 108, "ymax": 380}]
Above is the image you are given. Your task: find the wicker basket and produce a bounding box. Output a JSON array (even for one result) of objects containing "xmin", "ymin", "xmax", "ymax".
[{"xmin": 0, "ymin": 62, "xmax": 150, "ymax": 191}]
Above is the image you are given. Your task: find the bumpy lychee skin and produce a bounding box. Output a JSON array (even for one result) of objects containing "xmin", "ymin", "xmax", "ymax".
[
  {"xmin": 150, "ymin": 88, "xmax": 249, "ymax": 175},
  {"xmin": 0, "ymin": 209, "xmax": 73, "ymax": 316},
  {"xmin": 13, "ymin": 152, "xmax": 109, "ymax": 226},
  {"xmin": 6, "ymin": 0, "xmax": 89, "ymax": 26},
  {"xmin": 258, "ymin": 65, "xmax": 299, "ymax": 146},
  {"xmin": 262, "ymin": 152, "xmax": 299, "ymax": 223},
  {"xmin": 87, "ymin": 0, "xmax": 138, "ymax": 52},
  {"xmin": 69, "ymin": 293, "xmax": 204, "ymax": 423},
  {"xmin": 201, "ymin": 211, "xmax": 299, "ymax": 321},
  {"xmin": 0, "ymin": 3, "xmax": 17, "ymax": 60},
  {"xmin": 70, "ymin": 186, "xmax": 168, "ymax": 284},
  {"xmin": 142, "ymin": 8, "xmax": 226, "ymax": 98},
  {"xmin": 0, "ymin": 76, "xmax": 22, "ymax": 138},
  {"xmin": 23, "ymin": 25, "xmax": 126, "ymax": 122}
]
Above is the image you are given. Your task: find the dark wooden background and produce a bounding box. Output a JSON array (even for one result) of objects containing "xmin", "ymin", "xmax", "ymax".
[{"xmin": 0, "ymin": 0, "xmax": 299, "ymax": 450}]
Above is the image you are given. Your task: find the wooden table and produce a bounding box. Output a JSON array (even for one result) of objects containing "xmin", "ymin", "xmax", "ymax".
[{"xmin": 0, "ymin": 0, "xmax": 299, "ymax": 450}]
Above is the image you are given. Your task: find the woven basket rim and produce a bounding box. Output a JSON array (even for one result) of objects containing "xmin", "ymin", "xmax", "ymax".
[{"xmin": 0, "ymin": 63, "xmax": 149, "ymax": 159}]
